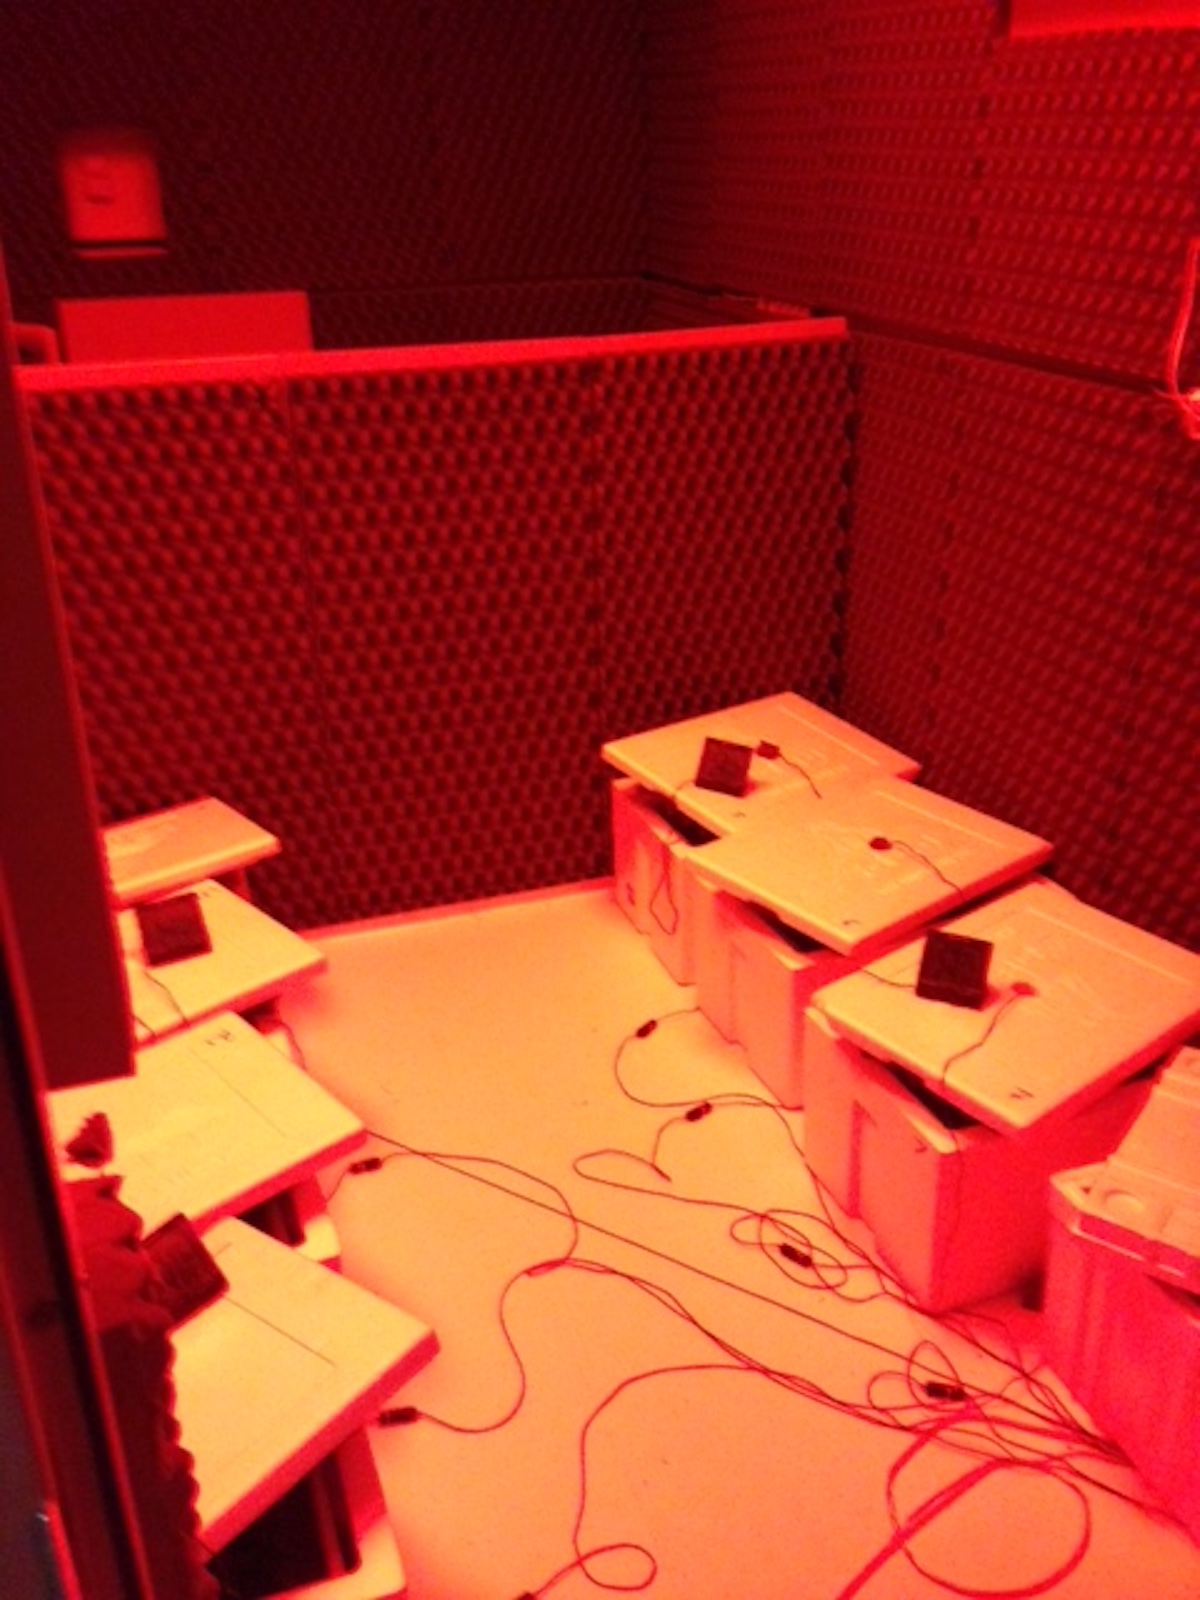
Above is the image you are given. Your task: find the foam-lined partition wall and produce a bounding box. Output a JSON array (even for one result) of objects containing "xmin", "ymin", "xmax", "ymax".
[
  {"xmin": 310, "ymin": 280, "xmax": 653, "ymax": 354},
  {"xmin": 920, "ymin": 358, "xmax": 1162, "ymax": 905},
  {"xmin": 415, "ymin": 1, "xmax": 648, "ymax": 285},
  {"xmin": 966, "ymin": 28, "xmax": 1200, "ymax": 382},
  {"xmin": 596, "ymin": 329, "xmax": 853, "ymax": 740},
  {"xmin": 644, "ymin": 0, "xmax": 832, "ymax": 308},
  {"xmin": 843, "ymin": 334, "xmax": 1198, "ymax": 952},
  {"xmin": 645, "ymin": 8, "xmax": 1198, "ymax": 385},
  {"xmin": 818, "ymin": 0, "xmax": 993, "ymax": 332},
  {"xmin": 288, "ymin": 357, "xmax": 603, "ymax": 920},
  {"xmin": 26, "ymin": 320, "xmax": 851, "ymax": 929},
  {"xmin": 1101, "ymin": 416, "xmax": 1200, "ymax": 952},
  {"xmin": 839, "ymin": 333, "xmax": 962, "ymax": 764},
  {"xmin": 26, "ymin": 376, "xmax": 344, "ymax": 931}
]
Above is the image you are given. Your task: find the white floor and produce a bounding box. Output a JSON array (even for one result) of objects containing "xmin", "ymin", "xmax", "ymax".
[{"xmin": 282, "ymin": 883, "xmax": 1200, "ymax": 1600}]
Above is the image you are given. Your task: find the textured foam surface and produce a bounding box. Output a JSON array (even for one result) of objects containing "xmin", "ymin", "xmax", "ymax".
[
  {"xmin": 417, "ymin": 2, "xmax": 647, "ymax": 284},
  {"xmin": 841, "ymin": 334, "xmax": 1200, "ymax": 953},
  {"xmin": 967, "ymin": 29, "xmax": 1200, "ymax": 380},
  {"xmin": 644, "ymin": 7, "xmax": 1198, "ymax": 388},
  {"xmin": 818, "ymin": 0, "xmax": 993, "ymax": 330},
  {"xmin": 922, "ymin": 358, "xmax": 1162, "ymax": 903},
  {"xmin": 1100, "ymin": 414, "xmax": 1200, "ymax": 951},
  {"xmin": 645, "ymin": 0, "xmax": 833, "ymax": 306},
  {"xmin": 288, "ymin": 357, "xmax": 604, "ymax": 920},
  {"xmin": 595, "ymin": 334, "xmax": 853, "ymax": 743},
  {"xmin": 0, "ymin": 1, "xmax": 647, "ymax": 330},
  {"xmin": 27, "ymin": 379, "xmax": 344, "ymax": 930},
  {"xmin": 29, "ymin": 326, "xmax": 852, "ymax": 929},
  {"xmin": 839, "ymin": 333, "xmax": 962, "ymax": 764},
  {"xmin": 310, "ymin": 279, "xmax": 776, "ymax": 353},
  {"xmin": 311, "ymin": 279, "xmax": 653, "ymax": 352},
  {"xmin": 0, "ymin": 4, "xmax": 211, "ymax": 323},
  {"xmin": 183, "ymin": 4, "xmax": 439, "ymax": 293}
]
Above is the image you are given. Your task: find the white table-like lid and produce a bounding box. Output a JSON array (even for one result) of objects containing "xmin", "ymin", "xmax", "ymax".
[
  {"xmin": 601, "ymin": 691, "xmax": 920, "ymax": 836},
  {"xmin": 174, "ymin": 1217, "xmax": 436, "ymax": 1551},
  {"xmin": 118, "ymin": 878, "xmax": 324, "ymax": 1043},
  {"xmin": 103, "ymin": 796, "xmax": 280, "ymax": 907},
  {"xmin": 693, "ymin": 775, "xmax": 1052, "ymax": 957},
  {"xmin": 815, "ymin": 880, "xmax": 1200, "ymax": 1134},
  {"xmin": 49, "ymin": 1012, "xmax": 363, "ymax": 1232}
]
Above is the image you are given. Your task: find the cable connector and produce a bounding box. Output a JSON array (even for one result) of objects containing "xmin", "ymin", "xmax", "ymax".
[
  {"xmin": 377, "ymin": 1405, "xmax": 421, "ymax": 1427},
  {"xmin": 685, "ymin": 1101, "xmax": 713, "ymax": 1122},
  {"xmin": 349, "ymin": 1156, "xmax": 384, "ymax": 1175},
  {"xmin": 923, "ymin": 1381, "xmax": 968, "ymax": 1403},
  {"xmin": 635, "ymin": 1019, "xmax": 658, "ymax": 1039},
  {"xmin": 779, "ymin": 1242, "xmax": 813, "ymax": 1268}
]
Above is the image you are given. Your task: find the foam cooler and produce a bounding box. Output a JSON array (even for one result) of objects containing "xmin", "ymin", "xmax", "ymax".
[
  {"xmin": 1042, "ymin": 1048, "xmax": 1200, "ymax": 1543},
  {"xmin": 802, "ymin": 1009, "xmax": 1151, "ymax": 1312},
  {"xmin": 1045, "ymin": 1163, "xmax": 1200, "ymax": 1544}
]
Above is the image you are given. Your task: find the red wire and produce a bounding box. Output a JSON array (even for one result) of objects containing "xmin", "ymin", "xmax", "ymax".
[{"xmin": 834, "ymin": 1416, "xmax": 1092, "ymax": 1599}]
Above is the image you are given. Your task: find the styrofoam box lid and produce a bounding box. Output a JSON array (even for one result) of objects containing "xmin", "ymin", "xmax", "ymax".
[
  {"xmin": 104, "ymin": 796, "xmax": 280, "ymax": 906},
  {"xmin": 600, "ymin": 691, "xmax": 920, "ymax": 838},
  {"xmin": 691, "ymin": 776, "xmax": 1052, "ymax": 959},
  {"xmin": 814, "ymin": 879, "xmax": 1200, "ymax": 1136}
]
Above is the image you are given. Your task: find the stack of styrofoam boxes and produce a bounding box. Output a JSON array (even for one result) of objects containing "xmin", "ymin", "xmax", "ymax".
[
  {"xmin": 103, "ymin": 798, "xmax": 410, "ymax": 1599},
  {"xmin": 605, "ymin": 693, "xmax": 922, "ymax": 1105},
  {"xmin": 1044, "ymin": 1045, "xmax": 1200, "ymax": 1543},
  {"xmin": 803, "ymin": 880, "xmax": 1200, "ymax": 1314}
]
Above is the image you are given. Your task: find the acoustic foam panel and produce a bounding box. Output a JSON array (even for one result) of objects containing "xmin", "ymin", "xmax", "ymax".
[
  {"xmin": 595, "ymin": 333, "xmax": 853, "ymax": 745},
  {"xmin": 818, "ymin": 0, "xmax": 994, "ymax": 331},
  {"xmin": 0, "ymin": 1, "xmax": 647, "ymax": 327},
  {"xmin": 0, "ymin": 3, "xmax": 214, "ymax": 324},
  {"xmin": 966, "ymin": 28, "xmax": 1200, "ymax": 382},
  {"xmin": 918, "ymin": 356, "xmax": 1164, "ymax": 914},
  {"xmin": 181, "ymin": 2, "xmax": 440, "ymax": 294},
  {"xmin": 1100, "ymin": 415, "xmax": 1200, "ymax": 952},
  {"xmin": 415, "ymin": 0, "xmax": 647, "ymax": 285},
  {"xmin": 310, "ymin": 278, "xmax": 652, "ymax": 353},
  {"xmin": 644, "ymin": 0, "xmax": 833, "ymax": 306},
  {"xmin": 838, "ymin": 333, "xmax": 963, "ymax": 765},
  {"xmin": 27, "ymin": 378, "xmax": 345, "ymax": 930},
  {"xmin": 287, "ymin": 358, "xmax": 605, "ymax": 921}
]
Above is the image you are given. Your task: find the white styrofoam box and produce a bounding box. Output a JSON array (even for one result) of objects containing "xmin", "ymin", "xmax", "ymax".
[
  {"xmin": 802, "ymin": 1009, "xmax": 1151, "ymax": 1313},
  {"xmin": 611, "ymin": 778, "xmax": 658, "ymax": 938},
  {"xmin": 610, "ymin": 779, "xmax": 707, "ymax": 984},
  {"xmin": 1045, "ymin": 1164, "xmax": 1200, "ymax": 1545},
  {"xmin": 692, "ymin": 879, "xmax": 761, "ymax": 1041},
  {"xmin": 732, "ymin": 917, "xmax": 858, "ymax": 1108},
  {"xmin": 1080, "ymin": 1046, "xmax": 1200, "ymax": 1292},
  {"xmin": 691, "ymin": 891, "xmax": 857, "ymax": 1105}
]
